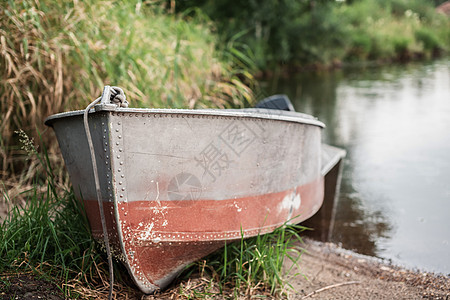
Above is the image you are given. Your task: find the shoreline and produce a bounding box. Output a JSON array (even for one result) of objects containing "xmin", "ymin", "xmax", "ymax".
[
  {"xmin": 1, "ymin": 238, "xmax": 449, "ymax": 299},
  {"xmin": 286, "ymin": 238, "xmax": 450, "ymax": 299}
]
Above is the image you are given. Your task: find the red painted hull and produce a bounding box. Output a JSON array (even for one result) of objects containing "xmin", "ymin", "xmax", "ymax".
[{"xmin": 84, "ymin": 177, "xmax": 324, "ymax": 291}]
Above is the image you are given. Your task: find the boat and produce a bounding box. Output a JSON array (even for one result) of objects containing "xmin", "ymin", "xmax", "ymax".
[{"xmin": 45, "ymin": 86, "xmax": 345, "ymax": 294}]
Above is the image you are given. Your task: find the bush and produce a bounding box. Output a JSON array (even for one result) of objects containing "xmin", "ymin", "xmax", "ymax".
[
  {"xmin": 368, "ymin": 33, "xmax": 396, "ymax": 60},
  {"xmin": 288, "ymin": 3, "xmax": 350, "ymax": 65},
  {"xmin": 346, "ymin": 32, "xmax": 372, "ymax": 60},
  {"xmin": 415, "ymin": 27, "xmax": 444, "ymax": 53},
  {"xmin": 393, "ymin": 36, "xmax": 413, "ymax": 56},
  {"xmin": 387, "ymin": 0, "xmax": 437, "ymax": 20}
]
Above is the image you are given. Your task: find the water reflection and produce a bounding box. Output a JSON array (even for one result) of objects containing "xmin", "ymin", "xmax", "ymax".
[{"xmin": 263, "ymin": 60, "xmax": 450, "ymax": 273}]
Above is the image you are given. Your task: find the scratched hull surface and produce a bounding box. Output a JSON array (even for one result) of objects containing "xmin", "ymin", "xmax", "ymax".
[{"xmin": 46, "ymin": 107, "xmax": 329, "ymax": 293}]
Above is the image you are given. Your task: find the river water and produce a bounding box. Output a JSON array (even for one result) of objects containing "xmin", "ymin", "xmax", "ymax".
[{"xmin": 263, "ymin": 59, "xmax": 450, "ymax": 274}]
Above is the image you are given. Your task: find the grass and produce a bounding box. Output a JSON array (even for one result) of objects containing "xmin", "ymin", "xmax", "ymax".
[
  {"xmin": 171, "ymin": 223, "xmax": 306, "ymax": 299},
  {"xmin": 0, "ymin": 132, "xmax": 306, "ymax": 299},
  {"xmin": 0, "ymin": 131, "xmax": 110, "ymax": 298}
]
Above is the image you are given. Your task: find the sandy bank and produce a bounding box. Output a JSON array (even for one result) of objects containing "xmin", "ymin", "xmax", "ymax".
[
  {"xmin": 1, "ymin": 238, "xmax": 449, "ymax": 299},
  {"xmin": 287, "ymin": 238, "xmax": 449, "ymax": 299}
]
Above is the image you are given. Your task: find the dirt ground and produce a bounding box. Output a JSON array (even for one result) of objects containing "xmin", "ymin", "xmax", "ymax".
[
  {"xmin": 1, "ymin": 238, "xmax": 449, "ymax": 299},
  {"xmin": 0, "ymin": 274, "xmax": 65, "ymax": 300},
  {"xmin": 287, "ymin": 238, "xmax": 450, "ymax": 299}
]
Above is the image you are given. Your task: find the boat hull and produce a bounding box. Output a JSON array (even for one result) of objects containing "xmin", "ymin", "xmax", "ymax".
[{"xmin": 46, "ymin": 107, "xmax": 334, "ymax": 293}]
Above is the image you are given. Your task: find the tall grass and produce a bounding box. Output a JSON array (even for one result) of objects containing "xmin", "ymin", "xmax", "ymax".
[
  {"xmin": 0, "ymin": 132, "xmax": 111, "ymax": 298},
  {"xmin": 0, "ymin": 0, "xmax": 255, "ymax": 197}
]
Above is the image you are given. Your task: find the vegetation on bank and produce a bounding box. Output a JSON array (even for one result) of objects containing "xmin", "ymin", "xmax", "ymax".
[{"xmin": 177, "ymin": 0, "xmax": 450, "ymax": 70}]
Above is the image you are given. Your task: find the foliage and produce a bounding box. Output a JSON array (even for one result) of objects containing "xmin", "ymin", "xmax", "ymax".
[
  {"xmin": 177, "ymin": 0, "xmax": 450, "ymax": 69},
  {"xmin": 339, "ymin": 0, "xmax": 449, "ymax": 61}
]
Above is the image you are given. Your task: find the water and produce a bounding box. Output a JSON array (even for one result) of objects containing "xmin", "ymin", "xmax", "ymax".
[{"xmin": 263, "ymin": 60, "xmax": 450, "ymax": 274}]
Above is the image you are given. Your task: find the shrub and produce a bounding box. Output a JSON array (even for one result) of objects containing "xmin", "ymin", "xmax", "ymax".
[
  {"xmin": 415, "ymin": 27, "xmax": 443, "ymax": 53},
  {"xmin": 393, "ymin": 36, "xmax": 414, "ymax": 57}
]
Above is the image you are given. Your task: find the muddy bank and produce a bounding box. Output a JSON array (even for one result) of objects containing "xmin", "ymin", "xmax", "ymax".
[
  {"xmin": 288, "ymin": 238, "xmax": 450, "ymax": 299},
  {"xmin": 1, "ymin": 238, "xmax": 449, "ymax": 299},
  {"xmin": 144, "ymin": 238, "xmax": 450, "ymax": 299}
]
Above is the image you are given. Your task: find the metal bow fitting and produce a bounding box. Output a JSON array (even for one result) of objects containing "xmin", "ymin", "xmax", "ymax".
[{"xmin": 110, "ymin": 86, "xmax": 129, "ymax": 108}]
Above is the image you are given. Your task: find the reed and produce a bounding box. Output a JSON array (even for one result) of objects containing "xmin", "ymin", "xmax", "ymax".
[{"xmin": 0, "ymin": 0, "xmax": 255, "ymax": 198}]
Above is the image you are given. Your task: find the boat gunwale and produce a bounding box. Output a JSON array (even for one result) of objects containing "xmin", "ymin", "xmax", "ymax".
[{"xmin": 44, "ymin": 106, "xmax": 326, "ymax": 128}]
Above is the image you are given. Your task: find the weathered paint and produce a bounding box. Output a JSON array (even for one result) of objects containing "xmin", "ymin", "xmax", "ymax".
[
  {"xmin": 45, "ymin": 106, "xmax": 343, "ymax": 293},
  {"xmin": 82, "ymin": 177, "xmax": 323, "ymax": 292}
]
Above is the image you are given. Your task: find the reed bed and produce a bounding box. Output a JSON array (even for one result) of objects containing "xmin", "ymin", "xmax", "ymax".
[{"xmin": 0, "ymin": 0, "xmax": 255, "ymax": 199}]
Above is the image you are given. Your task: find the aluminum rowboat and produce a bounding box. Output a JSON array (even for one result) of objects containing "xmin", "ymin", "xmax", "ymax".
[{"xmin": 45, "ymin": 87, "xmax": 345, "ymax": 293}]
